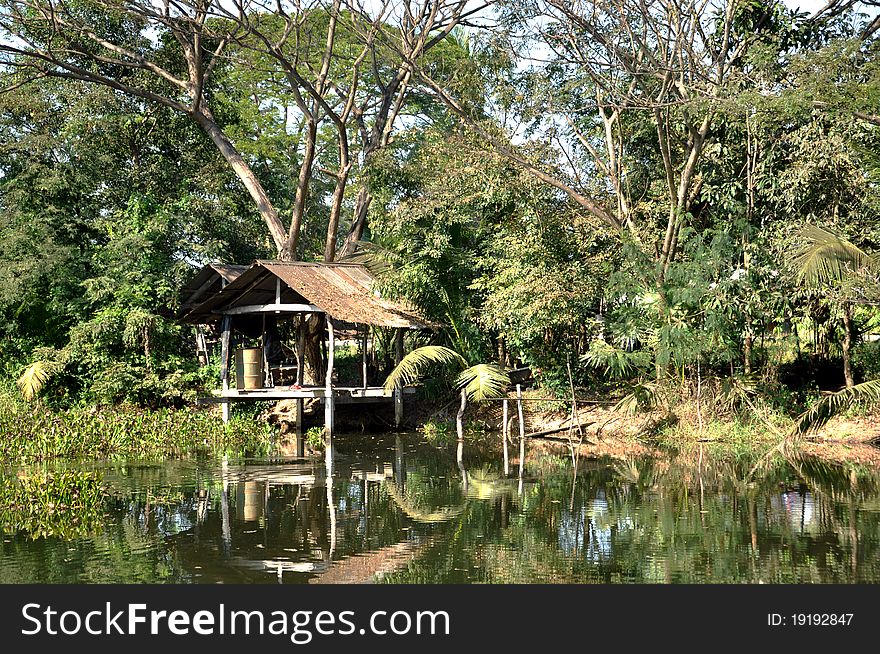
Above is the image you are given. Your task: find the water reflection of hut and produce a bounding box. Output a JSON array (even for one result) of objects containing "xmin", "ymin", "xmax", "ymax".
[
  {"xmin": 236, "ymin": 481, "xmax": 266, "ymax": 523},
  {"xmin": 179, "ymin": 261, "xmax": 436, "ymax": 452}
]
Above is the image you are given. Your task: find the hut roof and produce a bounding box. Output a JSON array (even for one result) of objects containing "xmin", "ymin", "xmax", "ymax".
[
  {"xmin": 179, "ymin": 263, "xmax": 249, "ymax": 312},
  {"xmin": 180, "ymin": 260, "xmax": 435, "ymax": 329}
]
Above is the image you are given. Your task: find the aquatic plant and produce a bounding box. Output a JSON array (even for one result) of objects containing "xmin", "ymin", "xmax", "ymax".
[
  {"xmin": 0, "ymin": 471, "xmax": 106, "ymax": 539},
  {"xmin": 421, "ymin": 420, "xmax": 453, "ymax": 446},
  {"xmin": 305, "ymin": 426, "xmax": 325, "ymax": 450},
  {"xmin": 0, "ymin": 394, "xmax": 275, "ymax": 461}
]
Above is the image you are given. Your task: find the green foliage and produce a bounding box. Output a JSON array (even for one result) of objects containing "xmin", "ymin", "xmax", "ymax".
[
  {"xmin": 613, "ymin": 381, "xmax": 662, "ymax": 416},
  {"xmin": 853, "ymin": 341, "xmax": 880, "ymax": 381},
  {"xmin": 305, "ymin": 426, "xmax": 325, "ymax": 451},
  {"xmin": 1, "ymin": 0, "xmax": 880, "ymax": 443},
  {"xmin": 0, "ymin": 73, "xmax": 271, "ymax": 408}
]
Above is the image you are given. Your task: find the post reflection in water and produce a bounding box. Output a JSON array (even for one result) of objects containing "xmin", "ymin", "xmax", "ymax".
[
  {"xmin": 4, "ymin": 437, "xmax": 880, "ymax": 584},
  {"xmin": 220, "ymin": 456, "xmax": 232, "ymax": 558},
  {"xmin": 326, "ymin": 451, "xmax": 337, "ymax": 565}
]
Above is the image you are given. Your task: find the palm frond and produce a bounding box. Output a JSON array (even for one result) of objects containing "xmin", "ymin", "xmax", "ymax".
[
  {"xmin": 338, "ymin": 241, "xmax": 397, "ymax": 277},
  {"xmin": 719, "ymin": 374, "xmax": 759, "ymax": 411},
  {"xmin": 793, "ymin": 224, "xmax": 872, "ymax": 287},
  {"xmin": 794, "ymin": 379, "xmax": 880, "ymax": 435},
  {"xmin": 613, "ymin": 381, "xmax": 660, "ymax": 416},
  {"xmin": 16, "ymin": 361, "xmax": 52, "ymax": 402},
  {"xmin": 582, "ymin": 339, "xmax": 633, "ymax": 378},
  {"xmin": 383, "ymin": 346, "xmax": 467, "ymax": 392},
  {"xmin": 455, "ymin": 364, "xmax": 510, "ymax": 401}
]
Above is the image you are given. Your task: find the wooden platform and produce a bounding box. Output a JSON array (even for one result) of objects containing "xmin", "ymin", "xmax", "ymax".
[{"xmin": 197, "ymin": 385, "xmax": 415, "ymax": 404}]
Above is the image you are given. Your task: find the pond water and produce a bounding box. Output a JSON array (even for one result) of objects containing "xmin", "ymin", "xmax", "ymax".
[{"xmin": 2, "ymin": 434, "xmax": 880, "ymax": 583}]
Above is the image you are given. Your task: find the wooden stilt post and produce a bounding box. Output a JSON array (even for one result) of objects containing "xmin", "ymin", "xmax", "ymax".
[
  {"xmin": 295, "ymin": 314, "xmax": 306, "ymax": 457},
  {"xmin": 261, "ymin": 313, "xmax": 271, "ymax": 387},
  {"xmin": 517, "ymin": 384, "xmax": 525, "ymax": 483},
  {"xmin": 502, "ymin": 398, "xmax": 509, "ymax": 477},
  {"xmin": 220, "ymin": 315, "xmax": 232, "ymax": 424},
  {"xmin": 394, "ymin": 328, "xmax": 404, "ymax": 427},
  {"xmin": 361, "ymin": 326, "xmax": 368, "ymax": 389},
  {"xmin": 325, "ymin": 317, "xmax": 335, "ymax": 472}
]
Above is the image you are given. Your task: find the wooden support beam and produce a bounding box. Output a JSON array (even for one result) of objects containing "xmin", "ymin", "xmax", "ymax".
[
  {"xmin": 296, "ymin": 314, "xmax": 306, "ymax": 456},
  {"xmin": 261, "ymin": 313, "xmax": 271, "ymax": 387},
  {"xmin": 198, "ymin": 390, "xmax": 402, "ymax": 403},
  {"xmin": 195, "ymin": 325, "xmax": 208, "ymax": 367},
  {"xmin": 214, "ymin": 303, "xmax": 321, "ymax": 315}
]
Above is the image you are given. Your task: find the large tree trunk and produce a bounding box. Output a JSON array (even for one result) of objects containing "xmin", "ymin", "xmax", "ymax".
[
  {"xmin": 286, "ymin": 118, "xmax": 318, "ymax": 261},
  {"xmin": 302, "ymin": 314, "xmax": 326, "ymax": 386},
  {"xmin": 339, "ymin": 187, "xmax": 372, "ymax": 257},
  {"xmin": 324, "ymin": 163, "xmax": 352, "ymax": 262},
  {"xmin": 192, "ymin": 108, "xmax": 287, "ymax": 255}
]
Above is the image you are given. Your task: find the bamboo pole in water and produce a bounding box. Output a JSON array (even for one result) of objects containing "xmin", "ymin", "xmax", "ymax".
[
  {"xmin": 394, "ymin": 329, "xmax": 404, "ymax": 427},
  {"xmin": 456, "ymin": 388, "xmax": 468, "ymax": 490},
  {"xmin": 295, "ymin": 314, "xmax": 306, "ymax": 457},
  {"xmin": 502, "ymin": 398, "xmax": 509, "ymax": 477}
]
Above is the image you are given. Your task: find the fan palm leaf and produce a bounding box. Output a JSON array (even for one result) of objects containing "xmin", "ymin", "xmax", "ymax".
[
  {"xmin": 793, "ymin": 225, "xmax": 873, "ymax": 287},
  {"xmin": 455, "ymin": 363, "xmax": 510, "ymax": 401},
  {"xmin": 383, "ymin": 346, "xmax": 468, "ymax": 392},
  {"xmin": 16, "ymin": 361, "xmax": 52, "ymax": 402},
  {"xmin": 793, "ymin": 379, "xmax": 880, "ymax": 435}
]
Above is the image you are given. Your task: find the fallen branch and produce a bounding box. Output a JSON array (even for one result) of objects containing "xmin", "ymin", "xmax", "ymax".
[{"xmin": 525, "ymin": 422, "xmax": 596, "ymax": 440}]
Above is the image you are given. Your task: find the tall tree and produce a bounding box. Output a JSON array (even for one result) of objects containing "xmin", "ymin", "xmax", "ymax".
[
  {"xmin": 401, "ymin": 1, "xmax": 809, "ymax": 280},
  {"xmin": 0, "ymin": 0, "xmax": 296, "ymax": 256}
]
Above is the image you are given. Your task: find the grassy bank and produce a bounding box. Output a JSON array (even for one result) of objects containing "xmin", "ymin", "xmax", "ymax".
[
  {"xmin": 0, "ymin": 394, "xmax": 276, "ymax": 461},
  {"xmin": 414, "ymin": 385, "xmax": 880, "ymax": 468}
]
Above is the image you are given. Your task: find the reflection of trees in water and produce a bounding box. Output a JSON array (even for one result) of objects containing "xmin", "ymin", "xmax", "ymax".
[
  {"xmin": 382, "ymin": 452, "xmax": 880, "ymax": 584},
  {"xmin": 5, "ymin": 446, "xmax": 880, "ymax": 584}
]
